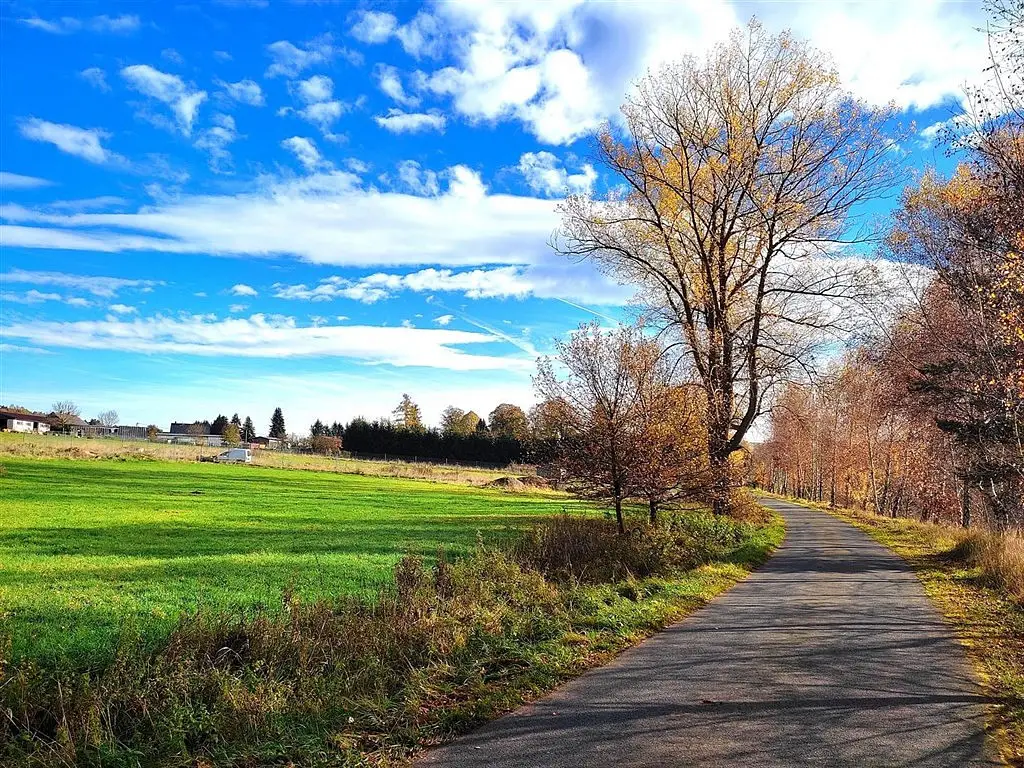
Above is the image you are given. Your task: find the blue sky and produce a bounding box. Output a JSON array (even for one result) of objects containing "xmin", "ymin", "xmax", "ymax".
[{"xmin": 0, "ymin": 0, "xmax": 983, "ymax": 435}]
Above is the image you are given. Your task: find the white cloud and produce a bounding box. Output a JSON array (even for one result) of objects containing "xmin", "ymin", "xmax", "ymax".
[
  {"xmin": 273, "ymin": 264, "xmax": 629, "ymax": 306},
  {"xmin": 0, "ymin": 168, "xmax": 628, "ymax": 305},
  {"xmin": 374, "ymin": 109, "xmax": 446, "ymax": 133},
  {"xmin": 214, "ymin": 50, "xmax": 233, "ymax": 61},
  {"xmin": 375, "ymin": 64, "xmax": 420, "ymax": 107},
  {"xmin": 229, "ymin": 303, "xmax": 248, "ymax": 313},
  {"xmin": 295, "ymin": 74, "xmax": 334, "ymax": 104},
  {"xmin": 0, "ymin": 172, "xmax": 53, "ymax": 189},
  {"xmin": 20, "ymin": 14, "xmax": 140, "ymax": 34},
  {"xmin": 18, "ymin": 119, "xmax": 116, "ymax": 164},
  {"xmin": 392, "ymin": 1, "xmax": 988, "ymax": 145},
  {"xmin": 395, "ymin": 13, "xmax": 443, "ymax": 58},
  {"xmin": 193, "ymin": 113, "xmax": 239, "ymax": 171},
  {"xmin": 0, "ymin": 268, "xmax": 160, "ymax": 297},
  {"xmin": 299, "ymin": 101, "xmax": 347, "ymax": 133},
  {"xmin": 108, "ymin": 303, "xmax": 137, "ymax": 314},
  {"xmin": 517, "ymin": 151, "xmax": 596, "ymax": 196},
  {"xmin": 281, "ymin": 136, "xmax": 326, "ymax": 171},
  {"xmin": 351, "ymin": 10, "xmax": 441, "ymax": 58},
  {"xmin": 230, "ymin": 283, "xmax": 258, "ymax": 297},
  {"xmin": 80, "ymin": 67, "xmax": 111, "ymax": 92},
  {"xmin": 349, "ymin": 10, "xmax": 398, "ymax": 43},
  {"xmin": 218, "ymin": 78, "xmax": 264, "ymax": 106},
  {"xmin": 394, "ymin": 160, "xmax": 439, "ymax": 195},
  {"xmin": 434, "ymin": 314, "xmax": 454, "ymax": 326},
  {"xmin": 162, "ymin": 48, "xmax": 185, "ymax": 65},
  {"xmin": 1, "ymin": 289, "xmax": 63, "ymax": 304},
  {"xmin": 265, "ymin": 34, "xmax": 359, "ymax": 78},
  {"xmin": 121, "ymin": 65, "xmax": 208, "ymax": 136},
  {"xmin": 1, "ymin": 313, "xmax": 532, "ymax": 371}
]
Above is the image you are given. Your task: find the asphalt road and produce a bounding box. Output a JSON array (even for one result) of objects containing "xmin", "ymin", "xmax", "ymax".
[{"xmin": 420, "ymin": 498, "xmax": 994, "ymax": 767}]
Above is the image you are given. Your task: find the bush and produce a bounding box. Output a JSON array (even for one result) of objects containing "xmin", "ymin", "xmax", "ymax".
[
  {"xmin": 513, "ymin": 512, "xmax": 749, "ymax": 583},
  {"xmin": 310, "ymin": 434, "xmax": 342, "ymax": 455}
]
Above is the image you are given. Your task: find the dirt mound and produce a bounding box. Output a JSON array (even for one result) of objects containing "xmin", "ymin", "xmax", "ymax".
[
  {"xmin": 486, "ymin": 476, "xmax": 551, "ymax": 491},
  {"xmin": 486, "ymin": 476, "xmax": 526, "ymax": 491}
]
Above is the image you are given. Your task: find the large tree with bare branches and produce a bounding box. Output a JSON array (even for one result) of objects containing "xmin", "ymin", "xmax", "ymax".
[{"xmin": 558, "ymin": 21, "xmax": 900, "ymax": 513}]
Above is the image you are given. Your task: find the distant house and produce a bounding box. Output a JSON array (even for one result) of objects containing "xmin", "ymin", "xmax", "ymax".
[
  {"xmin": 48, "ymin": 413, "xmax": 90, "ymax": 436},
  {"xmin": 170, "ymin": 421, "xmax": 211, "ymax": 435},
  {"xmin": 252, "ymin": 436, "xmax": 282, "ymax": 449},
  {"xmin": 0, "ymin": 409, "xmax": 53, "ymax": 434},
  {"xmin": 157, "ymin": 431, "xmax": 224, "ymax": 447}
]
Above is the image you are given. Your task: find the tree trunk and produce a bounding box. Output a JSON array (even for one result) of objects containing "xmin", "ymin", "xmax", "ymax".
[
  {"xmin": 648, "ymin": 499, "xmax": 658, "ymax": 525},
  {"xmin": 961, "ymin": 477, "xmax": 971, "ymax": 528},
  {"xmin": 614, "ymin": 495, "xmax": 625, "ymax": 534}
]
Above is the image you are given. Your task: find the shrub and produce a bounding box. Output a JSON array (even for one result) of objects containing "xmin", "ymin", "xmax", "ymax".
[{"xmin": 512, "ymin": 512, "xmax": 748, "ymax": 583}]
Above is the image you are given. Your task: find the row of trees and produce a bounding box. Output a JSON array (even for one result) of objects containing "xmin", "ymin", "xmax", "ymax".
[
  {"xmin": 300, "ymin": 398, "xmax": 539, "ymax": 461},
  {"xmin": 755, "ymin": 0, "xmax": 1024, "ymax": 530}
]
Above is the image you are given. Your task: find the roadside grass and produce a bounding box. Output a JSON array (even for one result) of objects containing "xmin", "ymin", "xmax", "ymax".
[
  {"xmin": 763, "ymin": 493, "xmax": 1024, "ymax": 765},
  {"xmin": 0, "ymin": 500, "xmax": 784, "ymax": 767},
  {"xmin": 0, "ymin": 456, "xmax": 578, "ymax": 665},
  {"xmin": 0, "ymin": 432, "xmax": 517, "ymax": 485}
]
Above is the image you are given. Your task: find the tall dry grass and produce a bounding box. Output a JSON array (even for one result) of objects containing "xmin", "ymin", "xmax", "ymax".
[{"xmin": 955, "ymin": 529, "xmax": 1024, "ymax": 603}]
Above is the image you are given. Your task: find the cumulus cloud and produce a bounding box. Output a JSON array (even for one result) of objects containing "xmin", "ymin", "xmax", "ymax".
[
  {"xmin": 18, "ymin": 119, "xmax": 117, "ymax": 164},
  {"xmin": 375, "ymin": 64, "xmax": 420, "ymax": 107},
  {"xmin": 193, "ymin": 114, "xmax": 239, "ymax": 171},
  {"xmin": 349, "ymin": 10, "xmax": 442, "ymax": 58},
  {"xmin": 394, "ymin": 160, "xmax": 439, "ymax": 195},
  {"xmin": 229, "ymin": 283, "xmax": 258, "ymax": 296},
  {"xmin": 265, "ymin": 34, "xmax": 360, "ymax": 78},
  {"xmin": 281, "ymin": 136, "xmax": 326, "ymax": 171},
  {"xmin": 218, "ymin": 78, "xmax": 264, "ymax": 106},
  {"xmin": 1, "ymin": 313, "xmax": 532, "ymax": 371},
  {"xmin": 384, "ymin": 1, "xmax": 988, "ymax": 145},
  {"xmin": 108, "ymin": 303, "xmax": 137, "ymax": 314},
  {"xmin": 517, "ymin": 151, "xmax": 597, "ymax": 196},
  {"xmin": 349, "ymin": 10, "xmax": 398, "ymax": 43},
  {"xmin": 374, "ymin": 109, "xmax": 446, "ymax": 133},
  {"xmin": 433, "ymin": 314, "xmax": 454, "ymax": 326},
  {"xmin": 0, "ymin": 172, "xmax": 53, "ymax": 189},
  {"xmin": 121, "ymin": 65, "xmax": 207, "ymax": 136}
]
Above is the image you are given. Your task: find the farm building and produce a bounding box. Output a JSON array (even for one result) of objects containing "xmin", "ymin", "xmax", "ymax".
[{"xmin": 0, "ymin": 409, "xmax": 53, "ymax": 433}]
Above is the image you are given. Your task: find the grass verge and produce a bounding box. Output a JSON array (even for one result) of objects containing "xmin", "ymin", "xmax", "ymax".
[
  {"xmin": 0, "ymin": 510, "xmax": 783, "ymax": 767},
  {"xmin": 767, "ymin": 494, "xmax": 1024, "ymax": 766}
]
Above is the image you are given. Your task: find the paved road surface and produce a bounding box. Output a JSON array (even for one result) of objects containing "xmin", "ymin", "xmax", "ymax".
[{"xmin": 420, "ymin": 498, "xmax": 994, "ymax": 767}]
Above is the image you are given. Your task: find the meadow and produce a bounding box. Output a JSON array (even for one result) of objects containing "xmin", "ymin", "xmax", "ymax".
[
  {"xmin": 0, "ymin": 432, "xmax": 516, "ymax": 485},
  {"xmin": 0, "ymin": 456, "xmax": 576, "ymax": 663}
]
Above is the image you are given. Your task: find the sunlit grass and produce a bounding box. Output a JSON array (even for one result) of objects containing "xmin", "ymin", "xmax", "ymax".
[{"xmin": 0, "ymin": 456, "xmax": 579, "ymax": 663}]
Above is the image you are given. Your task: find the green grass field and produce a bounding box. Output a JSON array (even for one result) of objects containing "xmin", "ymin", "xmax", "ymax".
[{"xmin": 0, "ymin": 457, "xmax": 578, "ymax": 663}]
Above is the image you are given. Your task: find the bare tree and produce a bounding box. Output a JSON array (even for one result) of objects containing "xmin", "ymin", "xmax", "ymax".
[
  {"xmin": 558, "ymin": 21, "xmax": 901, "ymax": 513},
  {"xmin": 97, "ymin": 410, "xmax": 119, "ymax": 428},
  {"xmin": 535, "ymin": 323, "xmax": 669, "ymax": 532},
  {"xmin": 50, "ymin": 400, "xmax": 82, "ymax": 432}
]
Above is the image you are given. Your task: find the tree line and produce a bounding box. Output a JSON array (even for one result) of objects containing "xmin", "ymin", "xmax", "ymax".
[{"xmin": 753, "ymin": 0, "xmax": 1024, "ymax": 530}]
